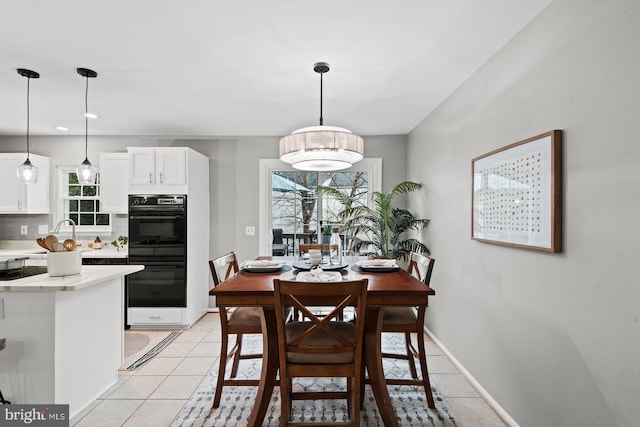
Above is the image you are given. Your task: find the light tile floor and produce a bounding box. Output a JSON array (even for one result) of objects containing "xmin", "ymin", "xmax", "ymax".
[{"xmin": 71, "ymin": 313, "xmax": 507, "ymax": 426}]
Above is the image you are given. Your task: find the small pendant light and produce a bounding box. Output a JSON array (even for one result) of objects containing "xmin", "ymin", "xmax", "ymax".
[
  {"xmin": 76, "ymin": 67, "xmax": 98, "ymax": 185},
  {"xmin": 16, "ymin": 68, "xmax": 40, "ymax": 184}
]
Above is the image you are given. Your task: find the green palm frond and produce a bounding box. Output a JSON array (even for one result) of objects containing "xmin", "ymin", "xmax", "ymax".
[{"xmin": 327, "ymin": 180, "xmax": 430, "ymax": 259}]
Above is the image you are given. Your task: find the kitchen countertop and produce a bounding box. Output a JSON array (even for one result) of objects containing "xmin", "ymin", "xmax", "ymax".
[
  {"xmin": 0, "ymin": 246, "xmax": 128, "ymax": 259},
  {"xmin": 0, "ymin": 265, "xmax": 143, "ymax": 292}
]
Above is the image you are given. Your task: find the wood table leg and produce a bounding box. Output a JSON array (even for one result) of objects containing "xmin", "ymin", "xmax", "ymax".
[
  {"xmin": 365, "ymin": 307, "xmax": 399, "ymax": 427},
  {"xmin": 247, "ymin": 307, "xmax": 279, "ymax": 426}
]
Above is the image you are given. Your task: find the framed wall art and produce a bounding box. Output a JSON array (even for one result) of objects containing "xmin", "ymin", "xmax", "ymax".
[{"xmin": 471, "ymin": 130, "xmax": 562, "ymax": 252}]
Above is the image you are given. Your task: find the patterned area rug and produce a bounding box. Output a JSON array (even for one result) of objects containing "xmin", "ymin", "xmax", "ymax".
[{"xmin": 172, "ymin": 334, "xmax": 460, "ymax": 426}]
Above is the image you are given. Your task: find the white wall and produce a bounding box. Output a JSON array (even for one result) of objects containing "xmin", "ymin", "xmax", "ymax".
[{"xmin": 407, "ymin": 0, "xmax": 640, "ymax": 426}]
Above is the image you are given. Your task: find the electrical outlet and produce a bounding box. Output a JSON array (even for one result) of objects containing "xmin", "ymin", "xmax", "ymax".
[
  {"xmin": 245, "ymin": 226, "xmax": 256, "ymax": 236},
  {"xmin": 39, "ymin": 225, "xmax": 49, "ymax": 234},
  {"xmin": 20, "ymin": 225, "xmax": 28, "ymax": 235}
]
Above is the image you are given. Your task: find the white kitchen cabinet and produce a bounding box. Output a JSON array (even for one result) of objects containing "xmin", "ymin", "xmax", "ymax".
[
  {"xmin": 0, "ymin": 153, "xmax": 50, "ymax": 214},
  {"xmin": 127, "ymin": 147, "xmax": 207, "ymax": 195},
  {"xmin": 98, "ymin": 152, "xmax": 128, "ymax": 213},
  {"xmin": 128, "ymin": 147, "xmax": 186, "ymax": 187}
]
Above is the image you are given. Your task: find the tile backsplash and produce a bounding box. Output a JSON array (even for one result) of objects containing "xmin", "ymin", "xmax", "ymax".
[{"xmin": 0, "ymin": 214, "xmax": 128, "ymax": 242}]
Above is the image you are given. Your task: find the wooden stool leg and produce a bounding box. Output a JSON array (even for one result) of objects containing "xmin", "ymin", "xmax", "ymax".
[
  {"xmin": 212, "ymin": 330, "xmax": 229, "ymax": 408},
  {"xmin": 405, "ymin": 331, "xmax": 418, "ymax": 378},
  {"xmin": 230, "ymin": 334, "xmax": 243, "ymax": 378},
  {"xmin": 417, "ymin": 330, "xmax": 435, "ymax": 409}
]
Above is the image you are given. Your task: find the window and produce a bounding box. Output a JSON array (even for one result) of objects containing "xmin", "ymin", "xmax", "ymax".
[
  {"xmin": 56, "ymin": 166, "xmax": 111, "ymax": 233},
  {"xmin": 259, "ymin": 158, "xmax": 381, "ymax": 255}
]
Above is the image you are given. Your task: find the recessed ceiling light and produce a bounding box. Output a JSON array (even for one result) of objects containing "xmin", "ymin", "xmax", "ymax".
[
  {"xmin": 55, "ymin": 126, "xmax": 69, "ymax": 131},
  {"xmin": 84, "ymin": 112, "xmax": 98, "ymax": 119}
]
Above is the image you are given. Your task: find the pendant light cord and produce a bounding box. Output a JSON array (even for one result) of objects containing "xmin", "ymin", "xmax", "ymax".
[
  {"xmin": 26, "ymin": 76, "xmax": 31, "ymax": 160},
  {"xmin": 319, "ymin": 72, "xmax": 324, "ymax": 126},
  {"xmin": 84, "ymin": 75, "xmax": 89, "ymax": 161}
]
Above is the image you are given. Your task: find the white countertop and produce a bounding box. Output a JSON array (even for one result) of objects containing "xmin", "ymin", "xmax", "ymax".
[
  {"xmin": 0, "ymin": 247, "xmax": 128, "ymax": 259},
  {"xmin": 0, "ymin": 265, "xmax": 143, "ymax": 292}
]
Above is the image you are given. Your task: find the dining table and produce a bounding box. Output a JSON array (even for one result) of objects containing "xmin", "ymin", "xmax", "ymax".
[{"xmin": 210, "ymin": 256, "xmax": 435, "ymax": 427}]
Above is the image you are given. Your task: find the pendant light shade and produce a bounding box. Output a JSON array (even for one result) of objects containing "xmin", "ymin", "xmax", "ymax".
[
  {"xmin": 280, "ymin": 63, "xmax": 363, "ymax": 171},
  {"xmin": 76, "ymin": 67, "xmax": 98, "ymax": 185},
  {"xmin": 16, "ymin": 68, "xmax": 40, "ymax": 184}
]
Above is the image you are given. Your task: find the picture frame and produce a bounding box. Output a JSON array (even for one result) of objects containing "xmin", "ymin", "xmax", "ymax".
[{"xmin": 471, "ymin": 130, "xmax": 562, "ymax": 252}]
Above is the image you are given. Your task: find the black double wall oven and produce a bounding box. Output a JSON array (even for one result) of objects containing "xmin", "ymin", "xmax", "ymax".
[{"xmin": 128, "ymin": 195, "xmax": 187, "ymax": 308}]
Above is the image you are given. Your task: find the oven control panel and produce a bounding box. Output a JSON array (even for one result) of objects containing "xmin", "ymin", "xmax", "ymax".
[{"xmin": 129, "ymin": 195, "xmax": 185, "ymax": 207}]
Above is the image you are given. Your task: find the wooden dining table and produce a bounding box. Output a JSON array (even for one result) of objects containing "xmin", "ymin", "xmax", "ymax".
[{"xmin": 210, "ymin": 257, "xmax": 435, "ymax": 427}]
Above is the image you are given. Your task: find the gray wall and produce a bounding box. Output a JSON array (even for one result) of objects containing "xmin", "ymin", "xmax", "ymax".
[
  {"xmin": 0, "ymin": 134, "xmax": 407, "ymax": 262},
  {"xmin": 407, "ymin": 0, "xmax": 639, "ymax": 426}
]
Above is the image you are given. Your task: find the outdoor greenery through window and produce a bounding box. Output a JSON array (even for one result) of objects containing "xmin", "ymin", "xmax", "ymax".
[
  {"xmin": 61, "ymin": 170, "xmax": 110, "ymax": 228},
  {"xmin": 271, "ymin": 170, "xmax": 368, "ymax": 255}
]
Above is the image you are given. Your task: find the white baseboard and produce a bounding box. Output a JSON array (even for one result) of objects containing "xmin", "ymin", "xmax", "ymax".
[{"xmin": 424, "ymin": 326, "xmax": 520, "ymax": 427}]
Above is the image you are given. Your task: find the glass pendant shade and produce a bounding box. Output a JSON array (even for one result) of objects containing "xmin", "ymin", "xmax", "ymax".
[
  {"xmin": 279, "ymin": 62, "xmax": 363, "ymax": 171},
  {"xmin": 77, "ymin": 158, "xmax": 97, "ymax": 184},
  {"xmin": 17, "ymin": 158, "xmax": 39, "ymax": 184},
  {"xmin": 77, "ymin": 67, "xmax": 98, "ymax": 185},
  {"xmin": 279, "ymin": 125, "xmax": 364, "ymax": 171},
  {"xmin": 16, "ymin": 68, "xmax": 40, "ymax": 184}
]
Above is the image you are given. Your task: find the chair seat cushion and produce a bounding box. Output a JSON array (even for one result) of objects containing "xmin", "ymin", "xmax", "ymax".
[
  {"xmin": 285, "ymin": 321, "xmax": 355, "ymax": 364},
  {"xmin": 382, "ymin": 307, "xmax": 417, "ymax": 326},
  {"xmin": 228, "ymin": 307, "xmax": 262, "ymax": 327}
]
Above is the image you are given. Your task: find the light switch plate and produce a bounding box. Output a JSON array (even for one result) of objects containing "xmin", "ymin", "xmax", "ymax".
[{"xmin": 245, "ymin": 226, "xmax": 256, "ymax": 236}]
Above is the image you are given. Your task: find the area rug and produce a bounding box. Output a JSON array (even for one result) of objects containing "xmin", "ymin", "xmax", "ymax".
[
  {"xmin": 171, "ymin": 334, "xmax": 460, "ymax": 426},
  {"xmin": 120, "ymin": 330, "xmax": 182, "ymax": 370}
]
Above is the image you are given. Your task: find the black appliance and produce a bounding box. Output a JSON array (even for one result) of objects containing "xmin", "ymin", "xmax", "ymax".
[{"xmin": 128, "ymin": 195, "xmax": 187, "ymax": 308}]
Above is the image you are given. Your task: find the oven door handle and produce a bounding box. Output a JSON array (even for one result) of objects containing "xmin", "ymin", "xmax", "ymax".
[{"xmin": 129, "ymin": 215, "xmax": 183, "ymax": 220}]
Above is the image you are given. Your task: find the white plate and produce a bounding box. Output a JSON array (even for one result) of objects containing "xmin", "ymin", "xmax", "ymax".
[
  {"xmin": 296, "ymin": 271, "xmax": 343, "ymax": 282},
  {"xmin": 356, "ymin": 259, "xmax": 398, "ymax": 268}
]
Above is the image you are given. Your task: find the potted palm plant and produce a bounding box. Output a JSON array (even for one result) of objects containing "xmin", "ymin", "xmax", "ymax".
[{"xmin": 321, "ymin": 181, "xmax": 430, "ymax": 260}]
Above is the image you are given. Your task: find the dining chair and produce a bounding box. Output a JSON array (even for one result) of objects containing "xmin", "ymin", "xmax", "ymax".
[
  {"xmin": 273, "ymin": 278, "xmax": 368, "ymax": 426},
  {"xmin": 272, "ymin": 228, "xmax": 289, "ymax": 256},
  {"xmin": 209, "ymin": 252, "xmax": 262, "ymax": 408},
  {"xmin": 379, "ymin": 251, "xmax": 436, "ymax": 408}
]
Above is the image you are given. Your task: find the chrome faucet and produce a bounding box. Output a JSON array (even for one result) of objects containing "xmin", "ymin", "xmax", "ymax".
[{"xmin": 50, "ymin": 218, "xmax": 77, "ymax": 241}]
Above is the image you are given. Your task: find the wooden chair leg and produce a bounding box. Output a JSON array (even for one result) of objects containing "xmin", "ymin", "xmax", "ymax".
[
  {"xmin": 281, "ymin": 374, "xmax": 291, "ymax": 425},
  {"xmin": 213, "ymin": 331, "xmax": 229, "ymax": 408},
  {"xmin": 351, "ymin": 376, "xmax": 361, "ymax": 426},
  {"xmin": 417, "ymin": 330, "xmax": 435, "ymax": 409},
  {"xmin": 230, "ymin": 334, "xmax": 243, "ymax": 378},
  {"xmin": 405, "ymin": 331, "xmax": 418, "ymax": 378}
]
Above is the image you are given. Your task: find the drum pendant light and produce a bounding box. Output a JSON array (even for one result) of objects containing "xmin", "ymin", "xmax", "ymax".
[
  {"xmin": 76, "ymin": 67, "xmax": 98, "ymax": 185},
  {"xmin": 279, "ymin": 63, "xmax": 363, "ymax": 171},
  {"xmin": 16, "ymin": 68, "xmax": 40, "ymax": 184}
]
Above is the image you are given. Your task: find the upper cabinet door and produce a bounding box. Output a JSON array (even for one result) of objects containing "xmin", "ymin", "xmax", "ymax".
[
  {"xmin": 129, "ymin": 148, "xmax": 156, "ymax": 185},
  {"xmin": 156, "ymin": 148, "xmax": 187, "ymax": 186},
  {"xmin": 99, "ymin": 152, "xmax": 129, "ymax": 214}
]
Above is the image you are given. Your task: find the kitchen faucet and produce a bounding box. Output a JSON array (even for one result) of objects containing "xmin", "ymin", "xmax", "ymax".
[{"xmin": 50, "ymin": 218, "xmax": 77, "ymax": 241}]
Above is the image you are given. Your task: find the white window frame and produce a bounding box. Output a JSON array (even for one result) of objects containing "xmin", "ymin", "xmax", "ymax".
[
  {"xmin": 259, "ymin": 158, "xmax": 382, "ymax": 255},
  {"xmin": 55, "ymin": 165, "xmax": 112, "ymax": 235}
]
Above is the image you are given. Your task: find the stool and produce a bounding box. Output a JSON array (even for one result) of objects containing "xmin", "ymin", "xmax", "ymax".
[{"xmin": 0, "ymin": 338, "xmax": 10, "ymax": 404}]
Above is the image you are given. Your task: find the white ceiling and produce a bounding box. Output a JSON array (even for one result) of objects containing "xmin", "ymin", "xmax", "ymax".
[{"xmin": 0, "ymin": 0, "xmax": 550, "ymax": 138}]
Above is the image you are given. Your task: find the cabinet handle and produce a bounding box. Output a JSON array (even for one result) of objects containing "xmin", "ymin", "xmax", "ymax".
[
  {"xmin": 149, "ymin": 172, "xmax": 153, "ymax": 184},
  {"xmin": 159, "ymin": 172, "xmax": 164, "ymax": 183},
  {"xmin": 148, "ymin": 315, "xmax": 161, "ymax": 320}
]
